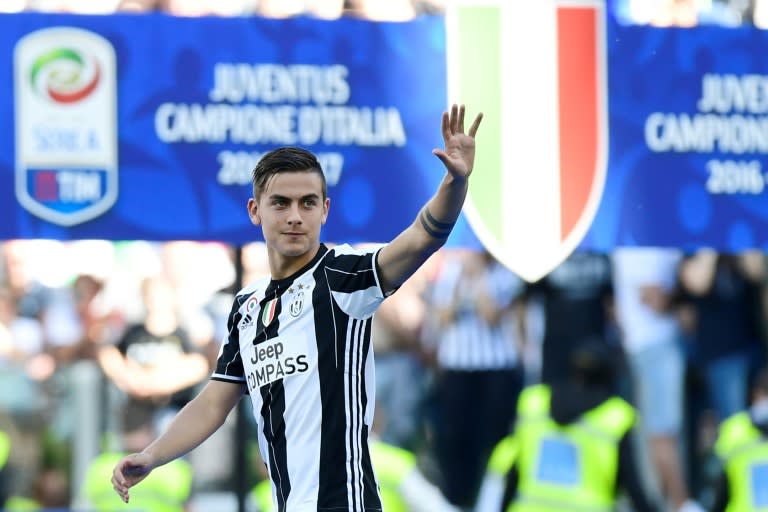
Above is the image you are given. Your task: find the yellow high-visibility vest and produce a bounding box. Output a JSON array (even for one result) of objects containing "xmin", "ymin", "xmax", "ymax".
[
  {"xmin": 714, "ymin": 411, "xmax": 768, "ymax": 512},
  {"xmin": 0, "ymin": 430, "xmax": 10, "ymax": 470},
  {"xmin": 508, "ymin": 384, "xmax": 635, "ymax": 512}
]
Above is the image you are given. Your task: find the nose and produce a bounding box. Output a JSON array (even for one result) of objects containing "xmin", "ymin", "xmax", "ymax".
[{"xmin": 287, "ymin": 204, "xmax": 303, "ymax": 225}]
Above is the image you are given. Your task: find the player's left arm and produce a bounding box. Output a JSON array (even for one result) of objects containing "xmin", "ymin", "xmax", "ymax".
[{"xmin": 377, "ymin": 104, "xmax": 483, "ymax": 294}]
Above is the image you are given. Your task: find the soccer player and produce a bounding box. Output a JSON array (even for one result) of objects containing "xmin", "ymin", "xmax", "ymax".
[{"xmin": 111, "ymin": 104, "xmax": 483, "ymax": 511}]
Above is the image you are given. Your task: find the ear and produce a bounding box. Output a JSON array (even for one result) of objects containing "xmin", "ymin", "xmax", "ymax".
[
  {"xmin": 321, "ymin": 197, "xmax": 330, "ymax": 225},
  {"xmin": 247, "ymin": 197, "xmax": 261, "ymax": 226}
]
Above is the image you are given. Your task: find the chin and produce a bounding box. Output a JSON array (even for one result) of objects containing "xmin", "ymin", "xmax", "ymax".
[{"xmin": 278, "ymin": 243, "xmax": 310, "ymax": 258}]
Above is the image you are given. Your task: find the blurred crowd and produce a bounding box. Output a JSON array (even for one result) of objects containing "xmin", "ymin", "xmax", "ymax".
[
  {"xmin": 0, "ymin": 0, "xmax": 445, "ymax": 18},
  {"xmin": 1, "ymin": 238, "xmax": 767, "ymax": 511},
  {"xmin": 1, "ymin": 1, "xmax": 768, "ymax": 512}
]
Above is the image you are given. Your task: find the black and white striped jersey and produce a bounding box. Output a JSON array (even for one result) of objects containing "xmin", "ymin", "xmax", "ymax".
[{"xmin": 213, "ymin": 243, "xmax": 387, "ymax": 512}]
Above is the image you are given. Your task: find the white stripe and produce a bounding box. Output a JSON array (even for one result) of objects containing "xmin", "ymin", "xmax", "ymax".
[
  {"xmin": 354, "ymin": 319, "xmax": 365, "ymax": 510},
  {"xmin": 211, "ymin": 373, "xmax": 245, "ymax": 383},
  {"xmin": 503, "ymin": 0, "xmax": 561, "ymax": 252},
  {"xmin": 344, "ymin": 320, "xmax": 356, "ymax": 510}
]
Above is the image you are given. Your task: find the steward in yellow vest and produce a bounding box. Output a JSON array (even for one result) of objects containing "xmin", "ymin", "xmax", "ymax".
[
  {"xmin": 502, "ymin": 338, "xmax": 660, "ymax": 512},
  {"xmin": 711, "ymin": 368, "xmax": 768, "ymax": 512}
]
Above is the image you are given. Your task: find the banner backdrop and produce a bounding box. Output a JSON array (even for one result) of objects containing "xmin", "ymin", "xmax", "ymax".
[
  {"xmin": 0, "ymin": 12, "xmax": 465, "ymax": 245},
  {"xmin": 585, "ymin": 17, "xmax": 768, "ymax": 252},
  {"xmin": 0, "ymin": 11, "xmax": 767, "ymax": 252}
]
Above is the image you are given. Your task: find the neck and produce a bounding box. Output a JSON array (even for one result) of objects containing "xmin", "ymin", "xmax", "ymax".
[{"xmin": 269, "ymin": 245, "xmax": 320, "ymax": 280}]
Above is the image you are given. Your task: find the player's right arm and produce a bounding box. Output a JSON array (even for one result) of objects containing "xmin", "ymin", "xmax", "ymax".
[{"xmin": 111, "ymin": 380, "xmax": 245, "ymax": 503}]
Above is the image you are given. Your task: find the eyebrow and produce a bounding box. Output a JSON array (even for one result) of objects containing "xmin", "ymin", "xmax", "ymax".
[{"xmin": 268, "ymin": 193, "xmax": 321, "ymax": 201}]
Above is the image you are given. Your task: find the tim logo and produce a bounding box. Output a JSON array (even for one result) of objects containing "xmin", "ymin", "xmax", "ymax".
[
  {"xmin": 447, "ymin": 0, "xmax": 607, "ymax": 282},
  {"xmin": 14, "ymin": 27, "xmax": 118, "ymax": 226}
]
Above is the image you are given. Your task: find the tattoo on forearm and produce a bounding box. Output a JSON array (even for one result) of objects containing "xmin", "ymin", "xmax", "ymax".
[{"xmin": 419, "ymin": 207, "xmax": 455, "ymax": 239}]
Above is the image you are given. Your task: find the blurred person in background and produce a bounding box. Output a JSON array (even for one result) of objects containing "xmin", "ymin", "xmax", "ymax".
[
  {"xmin": 48, "ymin": 273, "xmax": 124, "ymax": 364},
  {"xmin": 159, "ymin": 241, "xmax": 235, "ymax": 369},
  {"xmin": 0, "ymin": 241, "xmax": 54, "ymax": 323},
  {"xmin": 678, "ymin": 250, "xmax": 767, "ymax": 501},
  {"xmin": 679, "ymin": 251, "xmax": 766, "ymax": 424},
  {"xmin": 613, "ymin": 247, "xmax": 703, "ymax": 512},
  {"xmin": 754, "ymin": 0, "xmax": 768, "ymax": 26},
  {"xmin": 423, "ymin": 249, "xmax": 525, "ymax": 510},
  {"xmin": 525, "ymin": 250, "xmax": 619, "ymax": 389},
  {"xmin": 98, "ymin": 275, "xmax": 209, "ymax": 435},
  {"xmin": 500, "ymin": 337, "xmax": 661, "ymax": 512},
  {"xmin": 0, "ymin": 286, "xmax": 52, "ymax": 503},
  {"xmin": 613, "ymin": 0, "xmax": 748, "ymax": 26},
  {"xmin": 344, "ymin": 0, "xmax": 417, "ymax": 20},
  {"xmin": 257, "ymin": 0, "xmax": 344, "ymax": 19},
  {"xmin": 710, "ymin": 366, "xmax": 768, "ymax": 512}
]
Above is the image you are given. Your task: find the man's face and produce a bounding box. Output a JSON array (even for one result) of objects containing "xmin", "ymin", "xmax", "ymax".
[{"xmin": 247, "ymin": 171, "xmax": 329, "ymax": 261}]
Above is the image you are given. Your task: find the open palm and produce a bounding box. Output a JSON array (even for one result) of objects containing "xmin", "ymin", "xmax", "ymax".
[{"xmin": 433, "ymin": 104, "xmax": 483, "ymax": 179}]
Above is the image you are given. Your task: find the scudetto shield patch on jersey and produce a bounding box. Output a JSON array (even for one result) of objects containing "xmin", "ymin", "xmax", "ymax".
[
  {"xmin": 14, "ymin": 27, "xmax": 118, "ymax": 226},
  {"xmin": 261, "ymin": 297, "xmax": 278, "ymax": 327},
  {"xmin": 446, "ymin": 0, "xmax": 608, "ymax": 282}
]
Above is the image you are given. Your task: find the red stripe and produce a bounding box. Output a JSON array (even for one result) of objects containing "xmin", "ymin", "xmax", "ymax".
[
  {"xmin": 48, "ymin": 61, "xmax": 101, "ymax": 104},
  {"xmin": 557, "ymin": 7, "xmax": 599, "ymax": 242}
]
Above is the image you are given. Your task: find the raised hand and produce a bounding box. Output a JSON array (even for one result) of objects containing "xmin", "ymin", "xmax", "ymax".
[{"xmin": 432, "ymin": 104, "xmax": 483, "ymax": 180}]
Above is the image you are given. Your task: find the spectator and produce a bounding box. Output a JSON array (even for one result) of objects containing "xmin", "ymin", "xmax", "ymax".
[
  {"xmin": 424, "ymin": 249, "xmax": 525, "ymax": 509},
  {"xmin": 0, "ymin": 241, "xmax": 54, "ymax": 323},
  {"xmin": 345, "ymin": 0, "xmax": 417, "ymax": 20},
  {"xmin": 98, "ymin": 275, "xmax": 209, "ymax": 435},
  {"xmin": 525, "ymin": 250, "xmax": 618, "ymax": 388},
  {"xmin": 613, "ymin": 247, "xmax": 703, "ymax": 512},
  {"xmin": 679, "ymin": 250, "xmax": 766, "ymax": 424}
]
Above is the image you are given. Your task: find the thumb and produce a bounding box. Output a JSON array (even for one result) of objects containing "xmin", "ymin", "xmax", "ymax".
[{"xmin": 432, "ymin": 149, "xmax": 450, "ymax": 168}]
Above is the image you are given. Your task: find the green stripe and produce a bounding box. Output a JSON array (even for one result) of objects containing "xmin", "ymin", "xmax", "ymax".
[
  {"xmin": 29, "ymin": 48, "xmax": 82, "ymax": 87},
  {"xmin": 458, "ymin": 6, "xmax": 503, "ymax": 238}
]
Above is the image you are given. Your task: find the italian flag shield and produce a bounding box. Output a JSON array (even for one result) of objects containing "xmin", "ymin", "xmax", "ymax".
[{"xmin": 447, "ymin": 0, "xmax": 608, "ymax": 282}]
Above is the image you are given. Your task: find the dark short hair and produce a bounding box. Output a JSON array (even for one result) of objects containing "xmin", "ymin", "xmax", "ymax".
[{"xmin": 251, "ymin": 147, "xmax": 326, "ymax": 199}]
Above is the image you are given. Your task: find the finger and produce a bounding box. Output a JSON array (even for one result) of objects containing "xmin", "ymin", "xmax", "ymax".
[
  {"xmin": 468, "ymin": 112, "xmax": 483, "ymax": 138},
  {"xmin": 457, "ymin": 104, "xmax": 466, "ymax": 134},
  {"xmin": 449, "ymin": 104, "xmax": 458, "ymax": 134},
  {"xmin": 440, "ymin": 111, "xmax": 450, "ymax": 141}
]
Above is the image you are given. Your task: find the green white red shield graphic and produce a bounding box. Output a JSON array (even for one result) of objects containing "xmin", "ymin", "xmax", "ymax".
[{"xmin": 447, "ymin": 0, "xmax": 608, "ymax": 282}]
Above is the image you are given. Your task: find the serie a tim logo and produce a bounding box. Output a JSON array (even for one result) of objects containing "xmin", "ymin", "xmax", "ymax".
[{"xmin": 14, "ymin": 27, "xmax": 118, "ymax": 226}]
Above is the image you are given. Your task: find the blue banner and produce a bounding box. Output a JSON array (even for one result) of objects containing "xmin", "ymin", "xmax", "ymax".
[
  {"xmin": 0, "ymin": 12, "xmax": 454, "ymax": 245},
  {"xmin": 585, "ymin": 16, "xmax": 768, "ymax": 252},
  {"xmin": 1, "ymin": 11, "xmax": 767, "ymax": 251}
]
